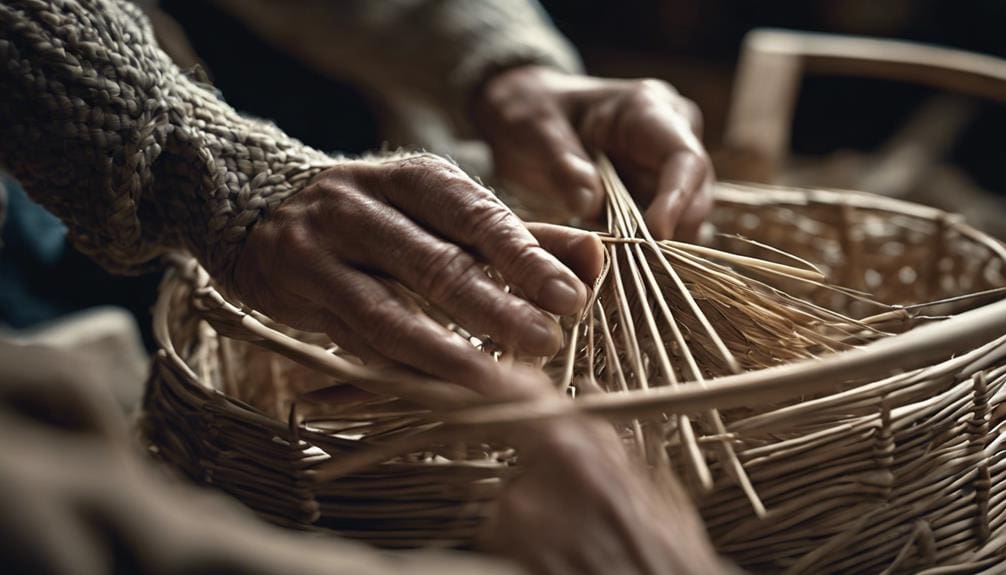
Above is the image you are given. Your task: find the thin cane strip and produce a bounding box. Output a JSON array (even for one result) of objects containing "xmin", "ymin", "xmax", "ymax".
[
  {"xmin": 606, "ymin": 244, "xmax": 655, "ymax": 461},
  {"xmin": 653, "ymin": 243, "xmax": 883, "ymax": 343},
  {"xmin": 728, "ymin": 341, "xmax": 1006, "ymax": 435},
  {"xmin": 713, "ymin": 233, "xmax": 827, "ymax": 277},
  {"xmin": 595, "ymin": 300, "xmax": 631, "ymax": 395},
  {"xmin": 599, "ymin": 235, "xmax": 827, "ymax": 283},
  {"xmin": 656, "ymin": 243, "xmax": 885, "ymax": 338},
  {"xmin": 593, "ymin": 299, "xmax": 648, "ymax": 457},
  {"xmin": 630, "ymin": 240, "xmax": 764, "ymax": 512},
  {"xmin": 586, "ymin": 305, "xmax": 597, "ymax": 390},
  {"xmin": 557, "ymin": 321, "xmax": 580, "ymax": 394},
  {"xmin": 621, "ymin": 226, "xmax": 713, "ymax": 489},
  {"xmin": 600, "ymin": 158, "xmax": 743, "ymax": 374},
  {"xmin": 307, "ymin": 325, "xmax": 1006, "ymax": 486},
  {"xmin": 605, "ymin": 182, "xmax": 711, "ymax": 484},
  {"xmin": 664, "ymin": 241, "xmax": 826, "ymax": 282}
]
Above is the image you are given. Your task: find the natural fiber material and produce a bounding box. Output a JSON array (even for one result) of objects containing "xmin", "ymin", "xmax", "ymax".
[{"xmin": 145, "ymin": 175, "xmax": 1006, "ymax": 571}]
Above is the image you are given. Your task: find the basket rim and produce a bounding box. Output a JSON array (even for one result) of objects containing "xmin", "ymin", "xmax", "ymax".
[{"xmin": 153, "ymin": 184, "xmax": 1006, "ymax": 421}]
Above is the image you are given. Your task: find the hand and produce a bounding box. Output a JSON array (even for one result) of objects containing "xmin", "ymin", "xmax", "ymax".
[
  {"xmin": 232, "ymin": 154, "xmax": 604, "ymax": 398},
  {"xmin": 0, "ymin": 342, "xmax": 517, "ymax": 575},
  {"xmin": 473, "ymin": 66, "xmax": 713, "ymax": 240},
  {"xmin": 483, "ymin": 417, "xmax": 730, "ymax": 575}
]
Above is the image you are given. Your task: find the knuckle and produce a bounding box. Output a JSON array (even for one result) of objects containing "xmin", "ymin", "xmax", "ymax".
[
  {"xmin": 418, "ymin": 244, "xmax": 480, "ymax": 302},
  {"xmin": 369, "ymin": 306, "xmax": 416, "ymax": 355},
  {"xmin": 500, "ymin": 297, "xmax": 546, "ymax": 339},
  {"xmin": 394, "ymin": 152, "xmax": 449, "ymax": 171},
  {"xmin": 470, "ymin": 210, "xmax": 555, "ymax": 283},
  {"xmin": 683, "ymin": 150, "xmax": 712, "ymax": 183},
  {"xmin": 459, "ymin": 198, "xmax": 514, "ymax": 242},
  {"xmin": 498, "ymin": 99, "xmax": 554, "ymax": 129},
  {"xmin": 678, "ymin": 97, "xmax": 704, "ymax": 135},
  {"xmin": 481, "ymin": 72, "xmax": 524, "ymax": 112},
  {"xmin": 274, "ymin": 216, "xmax": 313, "ymax": 256},
  {"xmin": 631, "ymin": 78, "xmax": 676, "ymax": 102},
  {"xmin": 681, "ymin": 96, "xmax": 702, "ymax": 121},
  {"xmin": 497, "ymin": 239, "xmax": 547, "ymax": 281},
  {"xmin": 386, "ymin": 153, "xmax": 459, "ymax": 187},
  {"xmin": 289, "ymin": 178, "xmax": 356, "ymax": 231}
]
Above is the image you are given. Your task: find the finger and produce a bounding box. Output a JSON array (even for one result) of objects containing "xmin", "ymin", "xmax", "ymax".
[
  {"xmin": 577, "ymin": 82, "xmax": 712, "ymax": 241},
  {"xmin": 605, "ymin": 476, "xmax": 694, "ymax": 575},
  {"xmin": 321, "ymin": 309, "xmax": 552, "ymax": 403},
  {"xmin": 0, "ymin": 343, "xmax": 124, "ymax": 439},
  {"xmin": 672, "ymin": 176, "xmax": 714, "ymax": 243},
  {"xmin": 525, "ymin": 222, "xmax": 604, "ymax": 285},
  {"xmin": 672, "ymin": 96, "xmax": 704, "ymax": 139},
  {"xmin": 570, "ymin": 526, "xmax": 636, "ymax": 575},
  {"xmin": 536, "ymin": 551, "xmax": 581, "ymax": 575},
  {"xmin": 303, "ymin": 262, "xmax": 515, "ymax": 396},
  {"xmin": 644, "ymin": 150, "xmax": 710, "ymax": 240},
  {"xmin": 338, "ymin": 198, "xmax": 564, "ymax": 356},
  {"xmin": 272, "ymin": 287, "xmax": 424, "ymax": 366},
  {"xmin": 378, "ymin": 157, "xmax": 590, "ymax": 316},
  {"xmin": 315, "ymin": 309, "xmax": 386, "ymax": 365},
  {"xmin": 496, "ymin": 111, "xmax": 604, "ymax": 219}
]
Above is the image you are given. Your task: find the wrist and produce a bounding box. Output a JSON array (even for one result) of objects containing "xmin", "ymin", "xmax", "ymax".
[{"xmin": 471, "ymin": 65, "xmax": 556, "ymax": 135}]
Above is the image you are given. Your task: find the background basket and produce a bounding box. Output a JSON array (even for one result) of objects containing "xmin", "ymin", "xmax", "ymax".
[{"xmin": 144, "ymin": 182, "xmax": 1006, "ymax": 572}]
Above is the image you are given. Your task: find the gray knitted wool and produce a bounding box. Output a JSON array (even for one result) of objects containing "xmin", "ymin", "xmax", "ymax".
[{"xmin": 0, "ymin": 0, "xmax": 337, "ymax": 281}]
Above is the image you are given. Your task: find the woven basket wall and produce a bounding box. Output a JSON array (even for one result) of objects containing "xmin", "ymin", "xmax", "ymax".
[{"xmin": 143, "ymin": 183, "xmax": 1006, "ymax": 573}]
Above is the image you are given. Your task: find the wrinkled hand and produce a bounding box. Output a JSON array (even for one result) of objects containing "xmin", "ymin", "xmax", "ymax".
[
  {"xmin": 233, "ymin": 154, "xmax": 604, "ymax": 396},
  {"xmin": 473, "ymin": 66, "xmax": 713, "ymax": 240},
  {"xmin": 484, "ymin": 417, "xmax": 729, "ymax": 575}
]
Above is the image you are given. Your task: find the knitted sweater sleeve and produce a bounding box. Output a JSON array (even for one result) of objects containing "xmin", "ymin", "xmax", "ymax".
[
  {"xmin": 0, "ymin": 0, "xmax": 337, "ymax": 279},
  {"xmin": 206, "ymin": 0, "xmax": 584, "ymax": 136}
]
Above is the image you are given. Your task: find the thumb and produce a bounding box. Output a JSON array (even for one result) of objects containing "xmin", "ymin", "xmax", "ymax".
[{"xmin": 525, "ymin": 222, "xmax": 604, "ymax": 287}]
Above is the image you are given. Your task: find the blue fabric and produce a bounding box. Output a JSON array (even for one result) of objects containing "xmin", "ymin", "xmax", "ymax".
[
  {"xmin": 0, "ymin": 176, "xmax": 161, "ymax": 348},
  {"xmin": 0, "ymin": 177, "xmax": 69, "ymax": 326},
  {"xmin": 1, "ymin": 176, "xmax": 67, "ymax": 263}
]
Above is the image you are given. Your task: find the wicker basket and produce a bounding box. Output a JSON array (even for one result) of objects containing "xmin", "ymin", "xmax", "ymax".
[{"xmin": 144, "ymin": 183, "xmax": 1006, "ymax": 573}]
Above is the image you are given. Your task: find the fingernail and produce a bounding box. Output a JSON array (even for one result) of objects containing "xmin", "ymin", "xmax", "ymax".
[
  {"xmin": 539, "ymin": 277, "xmax": 583, "ymax": 315},
  {"xmin": 525, "ymin": 318, "xmax": 563, "ymax": 355}
]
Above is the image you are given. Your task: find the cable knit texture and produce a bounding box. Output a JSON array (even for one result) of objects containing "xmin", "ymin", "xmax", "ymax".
[{"xmin": 0, "ymin": 0, "xmax": 336, "ymax": 279}]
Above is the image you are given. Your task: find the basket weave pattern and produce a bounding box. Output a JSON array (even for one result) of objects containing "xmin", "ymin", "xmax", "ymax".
[{"xmin": 144, "ymin": 183, "xmax": 1006, "ymax": 571}]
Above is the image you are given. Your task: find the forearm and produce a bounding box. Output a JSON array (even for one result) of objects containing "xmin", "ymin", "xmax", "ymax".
[
  {"xmin": 0, "ymin": 0, "xmax": 336, "ymax": 281},
  {"xmin": 207, "ymin": 0, "xmax": 583, "ymax": 134}
]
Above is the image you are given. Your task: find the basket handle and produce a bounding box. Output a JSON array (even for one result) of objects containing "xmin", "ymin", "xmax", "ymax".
[
  {"xmin": 720, "ymin": 29, "xmax": 1006, "ymax": 183},
  {"xmin": 492, "ymin": 297, "xmax": 1006, "ymax": 422}
]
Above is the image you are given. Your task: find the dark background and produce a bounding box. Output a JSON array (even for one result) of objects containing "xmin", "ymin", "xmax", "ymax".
[
  {"xmin": 164, "ymin": 0, "xmax": 1006, "ymax": 192},
  {"xmin": 541, "ymin": 0, "xmax": 1006, "ymax": 191}
]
